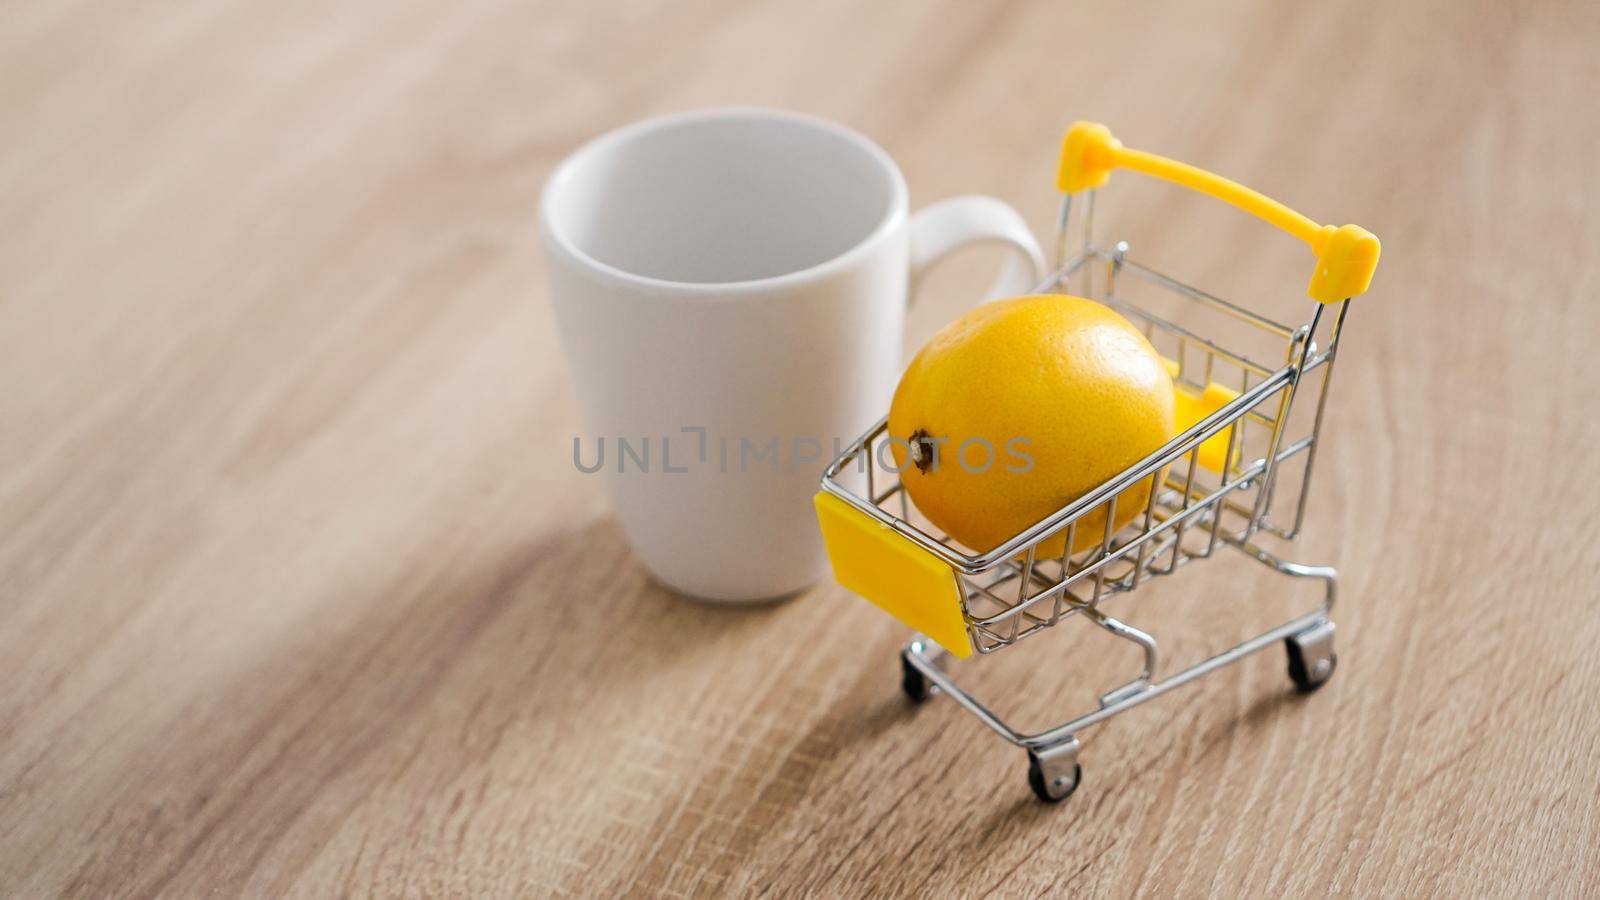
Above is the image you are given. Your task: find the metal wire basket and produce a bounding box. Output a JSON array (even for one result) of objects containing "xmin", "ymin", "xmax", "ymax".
[{"xmin": 813, "ymin": 121, "xmax": 1380, "ymax": 801}]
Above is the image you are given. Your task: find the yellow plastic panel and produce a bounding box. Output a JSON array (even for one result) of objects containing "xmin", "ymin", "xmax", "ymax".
[
  {"xmin": 1163, "ymin": 358, "xmax": 1241, "ymax": 473},
  {"xmin": 813, "ymin": 491, "xmax": 972, "ymax": 658}
]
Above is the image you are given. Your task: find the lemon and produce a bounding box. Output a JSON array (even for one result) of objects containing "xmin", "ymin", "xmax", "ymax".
[{"xmin": 888, "ymin": 294, "xmax": 1176, "ymax": 557}]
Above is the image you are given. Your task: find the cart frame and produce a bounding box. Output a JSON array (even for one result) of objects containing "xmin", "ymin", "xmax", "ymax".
[{"xmin": 814, "ymin": 122, "xmax": 1378, "ymax": 801}]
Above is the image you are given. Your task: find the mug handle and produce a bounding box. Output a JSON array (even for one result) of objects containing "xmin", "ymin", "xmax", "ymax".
[{"xmin": 907, "ymin": 195, "xmax": 1047, "ymax": 303}]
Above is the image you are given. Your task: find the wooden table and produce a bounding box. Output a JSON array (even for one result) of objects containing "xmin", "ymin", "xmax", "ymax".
[{"xmin": 4, "ymin": 0, "xmax": 1598, "ymax": 895}]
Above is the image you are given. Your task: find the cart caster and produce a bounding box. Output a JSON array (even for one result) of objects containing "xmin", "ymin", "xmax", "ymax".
[
  {"xmin": 1286, "ymin": 619, "xmax": 1337, "ymax": 693},
  {"xmin": 1026, "ymin": 737, "xmax": 1082, "ymax": 803},
  {"xmin": 901, "ymin": 649, "xmax": 937, "ymax": 703}
]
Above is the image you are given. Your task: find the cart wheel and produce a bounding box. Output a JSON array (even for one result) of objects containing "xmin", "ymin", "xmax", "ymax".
[
  {"xmin": 901, "ymin": 651, "xmax": 937, "ymax": 703},
  {"xmin": 1027, "ymin": 750, "xmax": 1082, "ymax": 803},
  {"xmin": 1285, "ymin": 635, "xmax": 1337, "ymax": 692}
]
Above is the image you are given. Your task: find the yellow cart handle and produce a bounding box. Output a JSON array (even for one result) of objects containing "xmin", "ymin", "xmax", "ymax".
[{"xmin": 1056, "ymin": 121, "xmax": 1380, "ymax": 303}]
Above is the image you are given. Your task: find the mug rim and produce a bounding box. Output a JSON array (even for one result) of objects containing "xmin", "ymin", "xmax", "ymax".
[{"xmin": 538, "ymin": 107, "xmax": 910, "ymax": 296}]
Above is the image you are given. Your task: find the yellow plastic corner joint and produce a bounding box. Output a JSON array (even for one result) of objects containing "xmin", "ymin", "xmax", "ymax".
[
  {"xmin": 813, "ymin": 491, "xmax": 972, "ymax": 658},
  {"xmin": 1307, "ymin": 223, "xmax": 1382, "ymax": 304},
  {"xmin": 1056, "ymin": 121, "xmax": 1121, "ymax": 194},
  {"xmin": 1055, "ymin": 121, "xmax": 1381, "ymax": 303}
]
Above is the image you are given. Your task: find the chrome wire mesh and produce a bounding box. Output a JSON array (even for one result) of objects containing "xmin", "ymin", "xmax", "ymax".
[{"xmin": 821, "ymin": 236, "xmax": 1348, "ymax": 655}]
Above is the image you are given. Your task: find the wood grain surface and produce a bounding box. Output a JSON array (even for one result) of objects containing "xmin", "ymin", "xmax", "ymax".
[{"xmin": 4, "ymin": 0, "xmax": 1599, "ymax": 895}]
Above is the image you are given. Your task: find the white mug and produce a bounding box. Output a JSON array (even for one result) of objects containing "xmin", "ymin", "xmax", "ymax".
[{"xmin": 541, "ymin": 108, "xmax": 1043, "ymax": 603}]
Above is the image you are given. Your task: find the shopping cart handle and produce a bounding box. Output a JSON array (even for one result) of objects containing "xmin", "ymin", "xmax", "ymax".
[{"xmin": 1056, "ymin": 121, "xmax": 1380, "ymax": 303}]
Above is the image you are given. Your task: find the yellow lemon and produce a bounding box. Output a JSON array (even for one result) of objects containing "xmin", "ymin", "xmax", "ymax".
[{"xmin": 888, "ymin": 294, "xmax": 1176, "ymax": 558}]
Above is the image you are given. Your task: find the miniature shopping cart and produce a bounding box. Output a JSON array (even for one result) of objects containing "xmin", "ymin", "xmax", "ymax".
[{"xmin": 813, "ymin": 121, "xmax": 1380, "ymax": 802}]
